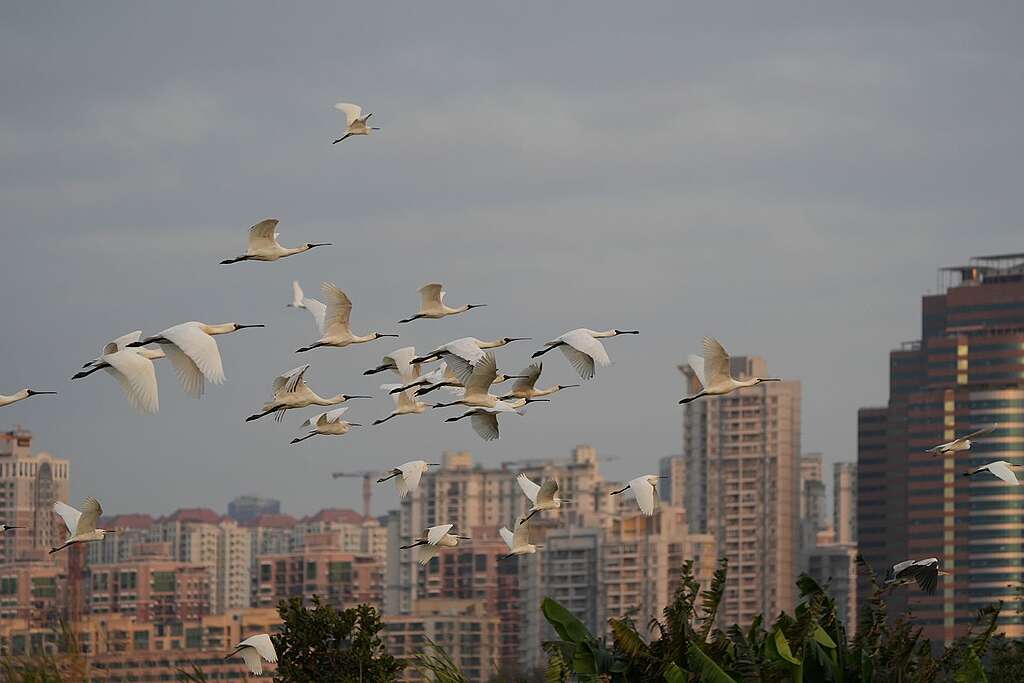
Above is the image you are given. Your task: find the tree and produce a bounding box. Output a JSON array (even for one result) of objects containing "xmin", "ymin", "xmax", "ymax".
[{"xmin": 272, "ymin": 597, "xmax": 404, "ymax": 682}]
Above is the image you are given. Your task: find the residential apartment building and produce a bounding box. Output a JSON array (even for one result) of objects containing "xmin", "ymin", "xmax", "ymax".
[{"xmin": 0, "ymin": 429, "xmax": 70, "ymax": 563}]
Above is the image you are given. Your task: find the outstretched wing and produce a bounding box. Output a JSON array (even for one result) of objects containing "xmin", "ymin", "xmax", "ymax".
[
  {"xmin": 427, "ymin": 523, "xmax": 454, "ymax": 545},
  {"xmin": 398, "ymin": 461, "xmax": 425, "ymax": 497},
  {"xmin": 322, "ymin": 407, "xmax": 350, "ymax": 423},
  {"xmin": 464, "ymin": 353, "xmax": 499, "ymax": 395},
  {"xmin": 470, "ymin": 412, "xmax": 500, "ymax": 441},
  {"xmin": 418, "ymin": 543, "xmax": 440, "ymax": 565},
  {"xmin": 273, "ymin": 365, "xmax": 310, "ymax": 396},
  {"xmin": 987, "ymin": 461, "xmax": 1019, "ymax": 485},
  {"xmin": 334, "ymin": 102, "xmax": 363, "ymax": 125},
  {"xmin": 321, "ymin": 283, "xmax": 353, "ymax": 335},
  {"xmin": 687, "ymin": 354, "xmax": 707, "ymax": 388},
  {"xmin": 559, "ymin": 344, "xmax": 596, "ymax": 380},
  {"xmin": 103, "ymin": 349, "xmax": 160, "ymax": 414},
  {"xmin": 103, "ymin": 330, "xmax": 143, "ymax": 355},
  {"xmin": 513, "ymin": 363, "xmax": 542, "ymax": 392},
  {"xmin": 499, "ymin": 526, "xmax": 515, "ymax": 551},
  {"xmin": 301, "ymin": 411, "xmax": 326, "ymax": 427},
  {"xmin": 561, "ymin": 330, "xmax": 612, "ymax": 374},
  {"xmin": 291, "ymin": 281, "xmax": 305, "ymax": 307},
  {"xmin": 302, "ymin": 297, "xmax": 327, "ymax": 336},
  {"xmin": 77, "ymin": 497, "xmax": 102, "ymax": 534},
  {"xmin": 702, "ymin": 337, "xmax": 731, "ymax": 386},
  {"xmin": 537, "ymin": 479, "xmax": 558, "ymax": 506},
  {"xmin": 512, "ymin": 517, "xmax": 530, "ymax": 548},
  {"xmin": 517, "ymin": 474, "xmax": 541, "ymax": 503},
  {"xmin": 162, "ymin": 323, "xmax": 225, "ymax": 385},
  {"xmin": 53, "ymin": 501, "xmax": 82, "ymax": 535},
  {"xmin": 247, "ymin": 219, "xmax": 281, "ymax": 251},
  {"xmin": 240, "ymin": 633, "xmax": 277, "ymax": 665},
  {"xmin": 385, "ymin": 347, "xmax": 418, "ymax": 382},
  {"xmin": 162, "ymin": 343, "xmax": 205, "ymax": 398},
  {"xmin": 418, "ymin": 283, "xmax": 444, "ymax": 310},
  {"xmin": 964, "ymin": 425, "xmax": 997, "ymax": 440},
  {"xmin": 630, "ymin": 477, "xmax": 656, "ymax": 516}
]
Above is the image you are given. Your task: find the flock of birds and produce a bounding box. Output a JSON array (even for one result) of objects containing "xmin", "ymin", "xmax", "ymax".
[{"xmin": 0, "ymin": 102, "xmax": 1013, "ymax": 674}]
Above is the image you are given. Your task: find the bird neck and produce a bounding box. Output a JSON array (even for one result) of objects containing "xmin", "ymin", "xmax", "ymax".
[
  {"xmin": 139, "ymin": 348, "xmax": 166, "ymax": 361},
  {"xmin": 592, "ymin": 330, "xmax": 617, "ymax": 338},
  {"xmin": 324, "ymin": 395, "xmax": 346, "ymax": 405},
  {"xmin": 202, "ymin": 323, "xmax": 237, "ymax": 336}
]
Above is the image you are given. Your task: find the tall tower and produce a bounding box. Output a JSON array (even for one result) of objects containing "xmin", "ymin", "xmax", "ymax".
[
  {"xmin": 833, "ymin": 462, "xmax": 857, "ymax": 545},
  {"xmin": 0, "ymin": 429, "xmax": 70, "ymax": 564},
  {"xmin": 857, "ymin": 253, "xmax": 1024, "ymax": 642},
  {"xmin": 681, "ymin": 355, "xmax": 801, "ymax": 626}
]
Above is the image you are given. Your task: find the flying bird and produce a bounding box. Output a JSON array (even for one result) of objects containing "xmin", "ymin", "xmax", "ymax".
[
  {"xmin": 0, "ymin": 388, "xmax": 56, "ymax": 408},
  {"xmin": 226, "ymin": 634, "xmax": 278, "ymax": 676},
  {"xmin": 413, "ymin": 364, "xmax": 526, "ymax": 397},
  {"xmin": 400, "ymin": 523, "xmax": 470, "ymax": 565},
  {"xmin": 411, "ymin": 336, "xmax": 530, "ymax": 382},
  {"xmin": 333, "ymin": 102, "xmax": 379, "ymax": 144},
  {"xmin": 500, "ymin": 362, "xmax": 578, "ymax": 400},
  {"xmin": 296, "ymin": 284, "xmax": 398, "ymax": 352},
  {"xmin": 499, "ymin": 516, "xmax": 542, "ymax": 560},
  {"xmin": 363, "ymin": 347, "xmax": 423, "ymax": 382},
  {"xmin": 680, "ymin": 337, "xmax": 780, "ymax": 403},
  {"xmin": 377, "ymin": 460, "xmax": 440, "ymax": 498},
  {"xmin": 0, "ymin": 524, "xmax": 23, "ymax": 533},
  {"xmin": 373, "ymin": 385, "xmax": 431, "ymax": 425},
  {"xmin": 885, "ymin": 558, "xmax": 949, "ymax": 595},
  {"xmin": 398, "ymin": 283, "xmax": 486, "ymax": 323},
  {"xmin": 609, "ymin": 475, "xmax": 665, "ymax": 516},
  {"xmin": 286, "ymin": 281, "xmax": 307, "ymax": 309},
  {"xmin": 963, "ymin": 460, "xmax": 1021, "ymax": 485},
  {"xmin": 246, "ymin": 365, "xmax": 370, "ymax": 422},
  {"xmin": 927, "ymin": 425, "xmax": 998, "ymax": 456},
  {"xmin": 71, "ymin": 331, "xmax": 164, "ymax": 414},
  {"xmin": 50, "ymin": 498, "xmax": 116, "ymax": 554},
  {"xmin": 518, "ymin": 474, "xmax": 569, "ymax": 521},
  {"xmin": 443, "ymin": 398, "xmax": 544, "ymax": 441},
  {"xmin": 220, "ymin": 219, "xmax": 330, "ymax": 264},
  {"xmin": 128, "ymin": 322, "xmax": 264, "ymax": 398},
  {"xmin": 431, "ymin": 353, "xmax": 524, "ymax": 412},
  {"xmin": 290, "ymin": 407, "xmax": 361, "ymax": 444},
  {"xmin": 532, "ymin": 328, "xmax": 638, "ymax": 380}
]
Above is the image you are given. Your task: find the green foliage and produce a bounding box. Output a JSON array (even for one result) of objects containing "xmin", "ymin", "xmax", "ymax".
[
  {"xmin": 686, "ymin": 642, "xmax": 738, "ymax": 683},
  {"xmin": 272, "ymin": 597, "xmax": 404, "ymax": 682},
  {"xmin": 414, "ymin": 638, "xmax": 467, "ymax": 683}
]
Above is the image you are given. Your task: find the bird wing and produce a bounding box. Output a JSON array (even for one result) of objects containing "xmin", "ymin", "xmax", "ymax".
[
  {"xmin": 321, "ymin": 283, "xmax": 353, "ymax": 335},
  {"xmin": 239, "ymin": 647, "xmax": 264, "ymax": 676},
  {"xmin": 272, "ymin": 365, "xmax": 310, "ymax": 396},
  {"xmin": 558, "ymin": 344, "xmax": 596, "ymax": 380},
  {"xmin": 702, "ymin": 337, "xmax": 731, "ymax": 386},
  {"xmin": 687, "ymin": 354, "xmax": 707, "ymax": 388},
  {"xmin": 103, "ymin": 330, "xmax": 143, "ymax": 355},
  {"xmin": 562, "ymin": 330, "xmax": 612, "ymax": 369},
  {"xmin": 103, "ymin": 349, "xmax": 160, "ymax": 414},
  {"xmin": 53, "ymin": 501, "xmax": 82, "ymax": 535},
  {"xmin": 499, "ymin": 526, "xmax": 515, "ymax": 551},
  {"xmin": 247, "ymin": 219, "xmax": 282, "ymax": 251},
  {"xmin": 381, "ymin": 384, "xmax": 406, "ymax": 408},
  {"xmin": 470, "ymin": 412, "xmax": 500, "ymax": 441},
  {"xmin": 537, "ymin": 479, "xmax": 558, "ymax": 505},
  {"xmin": 630, "ymin": 477, "xmax": 656, "ymax": 516},
  {"xmin": 444, "ymin": 353, "xmax": 476, "ymax": 384},
  {"xmin": 517, "ymin": 474, "xmax": 541, "ymax": 503},
  {"xmin": 162, "ymin": 324, "xmax": 225, "ymax": 385},
  {"xmin": 446, "ymin": 338, "xmax": 486, "ymax": 364},
  {"xmin": 987, "ymin": 462, "xmax": 1019, "ymax": 485},
  {"xmin": 891, "ymin": 559, "xmax": 916, "ymax": 577},
  {"xmin": 418, "ymin": 543, "xmax": 440, "ymax": 565},
  {"xmin": 240, "ymin": 634, "xmax": 277, "ymax": 664},
  {"xmin": 427, "ymin": 524, "xmax": 454, "ymax": 545},
  {"xmin": 464, "ymin": 353, "xmax": 499, "ymax": 396},
  {"xmin": 302, "ymin": 297, "xmax": 327, "ymax": 336},
  {"xmin": 513, "ymin": 518, "xmax": 530, "ymax": 548},
  {"xmin": 323, "ymin": 407, "xmax": 350, "ymax": 423},
  {"xmin": 513, "ymin": 363, "xmax": 542, "ymax": 392},
  {"xmin": 386, "ymin": 347, "xmax": 418, "ymax": 382},
  {"xmin": 913, "ymin": 564, "xmax": 939, "ymax": 595},
  {"xmin": 418, "ymin": 283, "xmax": 444, "ymax": 310},
  {"xmin": 291, "ymin": 281, "xmax": 305, "ymax": 307},
  {"xmin": 964, "ymin": 425, "xmax": 997, "ymax": 440},
  {"xmin": 399, "ymin": 462, "xmax": 424, "ymax": 497},
  {"xmin": 77, "ymin": 497, "xmax": 102, "ymax": 534},
  {"xmin": 301, "ymin": 412, "xmax": 326, "ymax": 428},
  {"xmin": 161, "ymin": 343, "xmax": 206, "ymax": 398},
  {"xmin": 334, "ymin": 102, "xmax": 363, "ymax": 125}
]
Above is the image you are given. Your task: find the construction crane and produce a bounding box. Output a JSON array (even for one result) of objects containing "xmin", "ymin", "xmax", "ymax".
[{"xmin": 331, "ymin": 470, "xmax": 378, "ymax": 519}]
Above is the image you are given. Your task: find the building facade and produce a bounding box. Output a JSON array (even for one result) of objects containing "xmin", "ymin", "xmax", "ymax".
[{"xmin": 0, "ymin": 429, "xmax": 70, "ymax": 564}]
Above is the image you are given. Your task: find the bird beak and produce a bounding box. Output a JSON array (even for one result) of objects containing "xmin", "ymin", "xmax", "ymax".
[
  {"xmin": 428, "ymin": 463, "xmax": 441, "ymax": 466},
  {"xmin": 615, "ymin": 330, "xmax": 640, "ymax": 335},
  {"xmin": 505, "ymin": 337, "xmax": 531, "ymax": 342},
  {"xmin": 308, "ymin": 242, "xmax": 332, "ymax": 248},
  {"xmin": 347, "ymin": 423, "xmax": 363, "ymax": 427},
  {"xmin": 236, "ymin": 324, "xmax": 266, "ymax": 329},
  {"xmin": 456, "ymin": 535, "xmax": 471, "ymax": 540},
  {"xmin": 559, "ymin": 384, "xmax": 580, "ymax": 390},
  {"xmin": 26, "ymin": 390, "xmax": 57, "ymax": 396},
  {"xmin": 467, "ymin": 304, "xmax": 487, "ymax": 309},
  {"xmin": 378, "ymin": 334, "xmax": 400, "ymax": 338},
  {"xmin": 345, "ymin": 395, "xmax": 373, "ymax": 400}
]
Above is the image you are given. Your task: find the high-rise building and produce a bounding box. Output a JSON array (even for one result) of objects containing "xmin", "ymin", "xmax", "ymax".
[
  {"xmin": 833, "ymin": 462, "xmax": 857, "ymax": 545},
  {"xmin": 0, "ymin": 429, "xmax": 70, "ymax": 563},
  {"xmin": 681, "ymin": 354, "xmax": 801, "ymax": 626},
  {"xmin": 658, "ymin": 454, "xmax": 686, "ymax": 506},
  {"xmin": 226, "ymin": 495, "xmax": 280, "ymax": 523},
  {"xmin": 857, "ymin": 253, "xmax": 1024, "ymax": 642},
  {"xmin": 799, "ymin": 453, "xmax": 828, "ymax": 571},
  {"xmin": 807, "ymin": 544, "xmax": 858, "ymax": 626}
]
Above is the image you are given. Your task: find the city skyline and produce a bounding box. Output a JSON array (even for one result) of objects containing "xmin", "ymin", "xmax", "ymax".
[{"xmin": 3, "ymin": 3, "xmax": 1023, "ymax": 514}]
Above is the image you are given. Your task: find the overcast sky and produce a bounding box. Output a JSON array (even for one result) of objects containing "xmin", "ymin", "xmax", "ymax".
[{"xmin": 1, "ymin": 2, "xmax": 1021, "ymax": 518}]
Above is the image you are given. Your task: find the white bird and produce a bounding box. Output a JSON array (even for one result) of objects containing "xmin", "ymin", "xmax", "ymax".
[
  {"xmin": 400, "ymin": 523, "xmax": 470, "ymax": 565},
  {"xmin": 220, "ymin": 219, "xmax": 330, "ymax": 265},
  {"xmin": 928, "ymin": 425, "xmax": 998, "ymax": 456},
  {"xmin": 50, "ymin": 497, "xmax": 116, "ymax": 554},
  {"xmin": 532, "ymin": 328, "xmax": 638, "ymax": 380},
  {"xmin": 246, "ymin": 365, "xmax": 371, "ymax": 423},
  {"xmin": 443, "ymin": 398, "xmax": 543, "ymax": 441},
  {"xmin": 377, "ymin": 460, "xmax": 441, "ymax": 498},
  {"xmin": 373, "ymin": 385, "xmax": 431, "ymax": 425},
  {"xmin": 609, "ymin": 475, "xmax": 666, "ymax": 516},
  {"xmin": 290, "ymin": 407, "xmax": 361, "ymax": 444},
  {"xmin": 518, "ymin": 474, "xmax": 569, "ymax": 521},
  {"xmin": 333, "ymin": 102, "xmax": 380, "ymax": 144},
  {"xmin": 412, "ymin": 336, "xmax": 531, "ymax": 382},
  {"xmin": 500, "ymin": 362, "xmax": 579, "ymax": 400},
  {"xmin": 0, "ymin": 524, "xmax": 23, "ymax": 533},
  {"xmin": 129, "ymin": 322, "xmax": 264, "ymax": 398},
  {"xmin": 71, "ymin": 331, "xmax": 164, "ymax": 414},
  {"xmin": 411, "ymin": 363, "xmax": 527, "ymax": 397},
  {"xmin": 680, "ymin": 337, "xmax": 780, "ymax": 403},
  {"xmin": 499, "ymin": 516, "xmax": 542, "ymax": 560},
  {"xmin": 885, "ymin": 558, "xmax": 949, "ymax": 595},
  {"xmin": 0, "ymin": 388, "xmax": 57, "ymax": 408},
  {"xmin": 296, "ymin": 284, "xmax": 398, "ymax": 352},
  {"xmin": 964, "ymin": 461, "xmax": 1021, "ymax": 485},
  {"xmin": 398, "ymin": 283, "xmax": 486, "ymax": 323},
  {"xmin": 432, "ymin": 353, "xmax": 524, "ymax": 412},
  {"xmin": 363, "ymin": 347, "xmax": 424, "ymax": 382},
  {"xmin": 286, "ymin": 281, "xmax": 307, "ymax": 309},
  {"xmin": 226, "ymin": 633, "xmax": 278, "ymax": 676}
]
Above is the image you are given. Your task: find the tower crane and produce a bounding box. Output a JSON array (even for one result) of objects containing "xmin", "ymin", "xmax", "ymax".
[{"xmin": 331, "ymin": 470, "xmax": 378, "ymax": 519}]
